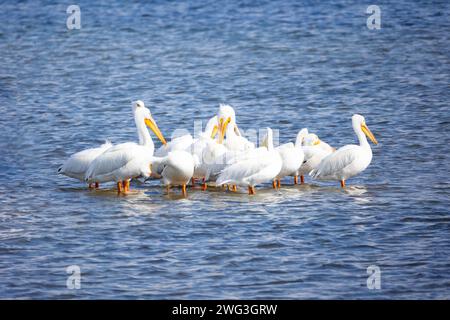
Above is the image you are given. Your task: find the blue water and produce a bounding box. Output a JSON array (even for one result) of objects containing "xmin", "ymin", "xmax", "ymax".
[{"xmin": 0, "ymin": 0, "xmax": 449, "ymax": 299}]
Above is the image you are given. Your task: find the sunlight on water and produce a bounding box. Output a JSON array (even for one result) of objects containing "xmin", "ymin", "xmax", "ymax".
[{"xmin": 0, "ymin": 0, "xmax": 449, "ymax": 299}]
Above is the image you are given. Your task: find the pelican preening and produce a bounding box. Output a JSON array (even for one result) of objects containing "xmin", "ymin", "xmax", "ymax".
[
  {"xmin": 59, "ymin": 101, "xmax": 378, "ymax": 196},
  {"xmin": 58, "ymin": 140, "xmax": 112, "ymax": 188}
]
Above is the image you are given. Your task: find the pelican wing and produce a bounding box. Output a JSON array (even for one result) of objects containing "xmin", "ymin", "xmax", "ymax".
[
  {"xmin": 58, "ymin": 141, "xmax": 112, "ymax": 178},
  {"xmin": 216, "ymin": 150, "xmax": 272, "ymax": 185},
  {"xmin": 155, "ymin": 134, "xmax": 193, "ymax": 157},
  {"xmin": 85, "ymin": 142, "xmax": 149, "ymax": 181},
  {"xmin": 310, "ymin": 145, "xmax": 358, "ymax": 179}
]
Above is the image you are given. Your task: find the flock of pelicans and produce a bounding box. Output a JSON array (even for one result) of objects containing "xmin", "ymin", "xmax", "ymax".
[{"xmin": 58, "ymin": 101, "xmax": 378, "ymax": 196}]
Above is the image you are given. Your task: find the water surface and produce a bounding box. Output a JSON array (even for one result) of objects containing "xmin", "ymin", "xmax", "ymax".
[{"xmin": 0, "ymin": 0, "xmax": 449, "ymax": 299}]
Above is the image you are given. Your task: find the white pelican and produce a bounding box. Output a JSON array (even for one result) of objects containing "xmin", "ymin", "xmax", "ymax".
[
  {"xmin": 217, "ymin": 104, "xmax": 254, "ymax": 152},
  {"xmin": 190, "ymin": 116, "xmax": 219, "ymax": 189},
  {"xmin": 204, "ymin": 104, "xmax": 254, "ymax": 189},
  {"xmin": 152, "ymin": 115, "xmax": 218, "ymax": 190},
  {"xmin": 85, "ymin": 100, "xmax": 166, "ymax": 194},
  {"xmin": 310, "ymin": 114, "xmax": 378, "ymax": 187},
  {"xmin": 58, "ymin": 140, "xmax": 112, "ymax": 188},
  {"xmin": 216, "ymin": 128, "xmax": 282, "ymax": 194},
  {"xmin": 296, "ymin": 130, "xmax": 334, "ymax": 184},
  {"xmin": 274, "ymin": 141, "xmax": 304, "ymax": 188},
  {"xmin": 153, "ymin": 150, "xmax": 197, "ymax": 197},
  {"xmin": 154, "ymin": 132, "xmax": 193, "ymax": 157}
]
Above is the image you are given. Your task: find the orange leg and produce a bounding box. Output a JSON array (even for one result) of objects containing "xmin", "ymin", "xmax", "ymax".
[
  {"xmin": 117, "ymin": 181, "xmax": 123, "ymax": 194},
  {"xmin": 95, "ymin": 182, "xmax": 99, "ymax": 189},
  {"xmin": 122, "ymin": 180, "xmax": 130, "ymax": 193},
  {"xmin": 272, "ymin": 180, "xmax": 277, "ymax": 189},
  {"xmin": 300, "ymin": 175, "xmax": 305, "ymax": 184},
  {"xmin": 232, "ymin": 185, "xmax": 237, "ymax": 192},
  {"xmin": 277, "ymin": 179, "xmax": 281, "ymax": 188},
  {"xmin": 182, "ymin": 184, "xmax": 187, "ymax": 197},
  {"xmin": 340, "ymin": 180, "xmax": 346, "ymax": 188},
  {"xmin": 294, "ymin": 175, "xmax": 298, "ymax": 184},
  {"xmin": 202, "ymin": 178, "xmax": 207, "ymax": 191},
  {"xmin": 248, "ymin": 186, "xmax": 255, "ymax": 195}
]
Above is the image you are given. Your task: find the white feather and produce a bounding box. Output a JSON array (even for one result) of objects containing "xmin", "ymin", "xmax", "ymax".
[{"xmin": 58, "ymin": 141, "xmax": 112, "ymax": 181}]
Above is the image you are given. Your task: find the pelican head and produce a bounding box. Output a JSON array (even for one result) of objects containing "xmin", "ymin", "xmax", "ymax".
[
  {"xmin": 217, "ymin": 104, "xmax": 240, "ymax": 143},
  {"xmin": 304, "ymin": 133, "xmax": 321, "ymax": 146},
  {"xmin": 261, "ymin": 127, "xmax": 274, "ymax": 150},
  {"xmin": 205, "ymin": 115, "xmax": 219, "ymax": 139},
  {"xmin": 133, "ymin": 100, "xmax": 167, "ymax": 145},
  {"xmin": 295, "ymin": 128, "xmax": 309, "ymax": 147},
  {"xmin": 352, "ymin": 114, "xmax": 377, "ymax": 145}
]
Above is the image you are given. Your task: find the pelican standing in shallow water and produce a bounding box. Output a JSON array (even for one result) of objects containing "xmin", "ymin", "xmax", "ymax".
[
  {"xmin": 216, "ymin": 128, "xmax": 282, "ymax": 194},
  {"xmin": 85, "ymin": 100, "xmax": 167, "ymax": 194},
  {"xmin": 296, "ymin": 130, "xmax": 335, "ymax": 184},
  {"xmin": 190, "ymin": 115, "xmax": 219, "ymax": 189},
  {"xmin": 274, "ymin": 142, "xmax": 304, "ymax": 188},
  {"xmin": 58, "ymin": 140, "xmax": 112, "ymax": 188},
  {"xmin": 310, "ymin": 114, "xmax": 378, "ymax": 187},
  {"xmin": 153, "ymin": 150, "xmax": 197, "ymax": 197}
]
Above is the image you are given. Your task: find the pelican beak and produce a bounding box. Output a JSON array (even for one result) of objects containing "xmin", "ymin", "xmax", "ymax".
[
  {"xmin": 211, "ymin": 125, "xmax": 219, "ymax": 139},
  {"xmin": 145, "ymin": 117, "xmax": 167, "ymax": 145},
  {"xmin": 234, "ymin": 124, "xmax": 242, "ymax": 136},
  {"xmin": 218, "ymin": 117, "xmax": 231, "ymax": 144},
  {"xmin": 361, "ymin": 122, "xmax": 378, "ymax": 145},
  {"xmin": 313, "ymin": 139, "xmax": 321, "ymax": 145}
]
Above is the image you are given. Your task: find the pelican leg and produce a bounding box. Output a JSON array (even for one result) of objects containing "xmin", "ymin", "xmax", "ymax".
[
  {"xmin": 88, "ymin": 183, "xmax": 94, "ymax": 189},
  {"xmin": 191, "ymin": 178, "xmax": 196, "ymax": 188},
  {"xmin": 232, "ymin": 185, "xmax": 237, "ymax": 192},
  {"xmin": 122, "ymin": 180, "xmax": 130, "ymax": 193},
  {"xmin": 202, "ymin": 178, "xmax": 207, "ymax": 191},
  {"xmin": 166, "ymin": 185, "xmax": 170, "ymax": 194},
  {"xmin": 248, "ymin": 186, "xmax": 255, "ymax": 195},
  {"xmin": 272, "ymin": 180, "xmax": 277, "ymax": 189},
  {"xmin": 277, "ymin": 179, "xmax": 281, "ymax": 188},
  {"xmin": 182, "ymin": 184, "xmax": 187, "ymax": 197},
  {"xmin": 117, "ymin": 181, "xmax": 123, "ymax": 194},
  {"xmin": 294, "ymin": 175, "xmax": 298, "ymax": 184},
  {"xmin": 340, "ymin": 180, "xmax": 346, "ymax": 188},
  {"xmin": 300, "ymin": 175, "xmax": 305, "ymax": 184},
  {"xmin": 95, "ymin": 182, "xmax": 99, "ymax": 189}
]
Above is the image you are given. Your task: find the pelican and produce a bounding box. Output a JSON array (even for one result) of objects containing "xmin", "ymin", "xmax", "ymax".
[
  {"xmin": 85, "ymin": 100, "xmax": 166, "ymax": 194},
  {"xmin": 216, "ymin": 128, "xmax": 282, "ymax": 194},
  {"xmin": 296, "ymin": 130, "xmax": 334, "ymax": 184},
  {"xmin": 154, "ymin": 132, "xmax": 193, "ymax": 157},
  {"xmin": 310, "ymin": 114, "xmax": 378, "ymax": 187},
  {"xmin": 204, "ymin": 104, "xmax": 254, "ymax": 188},
  {"xmin": 153, "ymin": 150, "xmax": 197, "ymax": 197},
  {"xmin": 217, "ymin": 104, "xmax": 254, "ymax": 152},
  {"xmin": 190, "ymin": 116, "xmax": 219, "ymax": 189},
  {"xmin": 58, "ymin": 140, "xmax": 112, "ymax": 188},
  {"xmin": 274, "ymin": 141, "xmax": 304, "ymax": 188}
]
